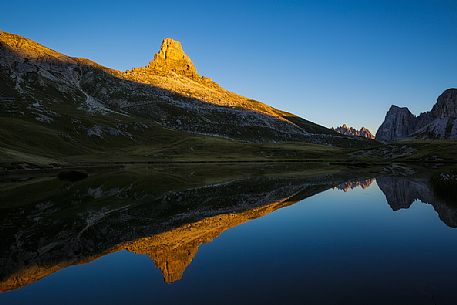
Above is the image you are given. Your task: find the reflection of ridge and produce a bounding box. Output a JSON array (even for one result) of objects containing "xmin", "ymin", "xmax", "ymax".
[
  {"xmin": 336, "ymin": 178, "xmax": 374, "ymax": 192},
  {"xmin": 124, "ymin": 191, "xmax": 302, "ymax": 283},
  {"xmin": 0, "ymin": 172, "xmax": 345, "ymax": 291},
  {"xmin": 377, "ymin": 176, "xmax": 457, "ymax": 227},
  {"xmin": 376, "ymin": 177, "xmax": 430, "ymax": 210}
]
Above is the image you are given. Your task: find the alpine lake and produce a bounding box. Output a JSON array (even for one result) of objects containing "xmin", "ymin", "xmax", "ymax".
[{"xmin": 1, "ymin": 162, "xmax": 457, "ymax": 305}]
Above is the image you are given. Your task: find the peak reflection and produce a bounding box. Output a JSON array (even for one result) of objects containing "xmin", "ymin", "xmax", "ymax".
[{"xmin": 1, "ymin": 166, "xmax": 457, "ymax": 292}]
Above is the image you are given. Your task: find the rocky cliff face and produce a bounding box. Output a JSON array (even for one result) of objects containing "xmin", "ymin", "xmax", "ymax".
[
  {"xmin": 145, "ymin": 38, "xmax": 199, "ymax": 79},
  {"xmin": 375, "ymin": 106, "xmax": 418, "ymax": 142},
  {"xmin": 334, "ymin": 124, "xmax": 375, "ymax": 139},
  {"xmin": 432, "ymin": 89, "xmax": 457, "ymax": 118},
  {"xmin": 376, "ymin": 89, "xmax": 457, "ymax": 142}
]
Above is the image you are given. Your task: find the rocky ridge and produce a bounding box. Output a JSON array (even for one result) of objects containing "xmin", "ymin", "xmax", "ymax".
[
  {"xmin": 334, "ymin": 124, "xmax": 375, "ymax": 139},
  {"xmin": 376, "ymin": 89, "xmax": 457, "ymax": 142},
  {"xmin": 145, "ymin": 38, "xmax": 199, "ymax": 79}
]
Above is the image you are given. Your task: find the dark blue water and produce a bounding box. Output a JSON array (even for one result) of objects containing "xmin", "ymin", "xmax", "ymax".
[{"xmin": 2, "ymin": 179, "xmax": 457, "ymax": 305}]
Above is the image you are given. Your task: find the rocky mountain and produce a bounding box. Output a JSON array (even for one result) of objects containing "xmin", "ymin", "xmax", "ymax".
[
  {"xmin": 376, "ymin": 89, "xmax": 457, "ymax": 142},
  {"xmin": 0, "ymin": 30, "xmax": 374, "ymax": 165},
  {"xmin": 334, "ymin": 124, "xmax": 375, "ymax": 139},
  {"xmin": 142, "ymin": 38, "xmax": 199, "ymax": 79}
]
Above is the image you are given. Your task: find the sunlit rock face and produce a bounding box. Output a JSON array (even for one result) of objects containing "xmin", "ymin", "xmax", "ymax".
[
  {"xmin": 376, "ymin": 89, "xmax": 457, "ymax": 142},
  {"xmin": 145, "ymin": 38, "xmax": 199, "ymax": 79}
]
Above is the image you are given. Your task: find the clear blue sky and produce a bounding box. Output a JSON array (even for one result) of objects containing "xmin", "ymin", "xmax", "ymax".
[{"xmin": 2, "ymin": 0, "xmax": 456, "ymax": 132}]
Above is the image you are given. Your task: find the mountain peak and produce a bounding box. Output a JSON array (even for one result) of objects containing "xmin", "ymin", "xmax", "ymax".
[
  {"xmin": 431, "ymin": 88, "xmax": 457, "ymax": 118},
  {"xmin": 146, "ymin": 37, "xmax": 199, "ymax": 78},
  {"xmin": 388, "ymin": 105, "xmax": 410, "ymax": 112}
]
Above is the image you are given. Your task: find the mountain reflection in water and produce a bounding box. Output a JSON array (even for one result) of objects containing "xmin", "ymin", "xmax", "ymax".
[
  {"xmin": 1, "ymin": 164, "xmax": 457, "ymax": 304},
  {"xmin": 336, "ymin": 178, "xmax": 374, "ymax": 192}
]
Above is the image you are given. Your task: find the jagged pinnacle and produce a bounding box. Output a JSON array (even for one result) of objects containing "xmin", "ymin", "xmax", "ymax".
[{"xmin": 146, "ymin": 38, "xmax": 199, "ymax": 78}]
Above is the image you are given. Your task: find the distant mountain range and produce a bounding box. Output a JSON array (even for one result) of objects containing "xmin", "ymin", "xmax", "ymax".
[
  {"xmin": 0, "ymin": 30, "xmax": 374, "ymax": 165},
  {"xmin": 333, "ymin": 124, "xmax": 375, "ymax": 139},
  {"xmin": 376, "ymin": 89, "xmax": 457, "ymax": 142}
]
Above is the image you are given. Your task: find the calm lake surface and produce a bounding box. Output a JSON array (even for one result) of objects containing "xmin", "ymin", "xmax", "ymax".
[{"xmin": 1, "ymin": 165, "xmax": 457, "ymax": 305}]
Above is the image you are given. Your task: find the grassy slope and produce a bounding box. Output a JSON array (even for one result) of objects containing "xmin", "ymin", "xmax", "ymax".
[
  {"xmin": 350, "ymin": 139, "xmax": 457, "ymax": 163},
  {"xmin": 3, "ymin": 113, "xmax": 457, "ymax": 168},
  {"xmin": 394, "ymin": 140, "xmax": 457, "ymax": 161},
  {"xmin": 0, "ymin": 114, "xmax": 348, "ymax": 168}
]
